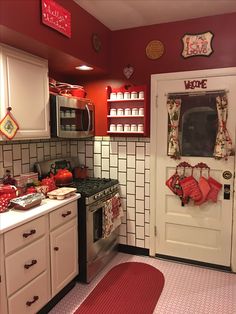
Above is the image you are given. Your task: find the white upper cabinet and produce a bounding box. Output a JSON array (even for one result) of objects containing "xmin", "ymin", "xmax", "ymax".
[{"xmin": 0, "ymin": 44, "xmax": 50, "ymax": 140}]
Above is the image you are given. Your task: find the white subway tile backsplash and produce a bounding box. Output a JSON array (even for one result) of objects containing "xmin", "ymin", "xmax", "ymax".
[
  {"xmin": 94, "ymin": 153, "xmax": 101, "ymax": 166},
  {"xmin": 94, "ymin": 166, "xmax": 101, "ymax": 177},
  {"xmin": 3, "ymin": 150, "xmax": 12, "ymax": 167},
  {"xmin": 110, "ymin": 167, "xmax": 118, "ymax": 179},
  {"xmin": 119, "ymin": 185, "xmax": 127, "ymax": 198},
  {"xmin": 127, "ymin": 194, "xmax": 135, "ymax": 207},
  {"xmin": 22, "ymin": 164, "xmax": 30, "ymax": 173},
  {"xmin": 78, "ymin": 141, "xmax": 85, "ymax": 153},
  {"xmin": 101, "ymin": 170, "xmax": 110, "ymax": 178},
  {"xmin": 145, "ymin": 237, "xmax": 150, "ymax": 249},
  {"xmin": 56, "ymin": 142, "xmax": 62, "ymax": 155},
  {"xmin": 71, "ymin": 145, "xmax": 78, "ymax": 157},
  {"xmin": 136, "ymin": 239, "xmax": 145, "ymax": 248},
  {"xmin": 145, "ymin": 223, "xmax": 150, "ymax": 236},
  {"xmin": 127, "ymin": 181, "xmax": 135, "ymax": 194},
  {"xmin": 136, "ymin": 146, "xmax": 145, "ymax": 160},
  {"xmin": 145, "ymin": 143, "xmax": 150, "ymax": 156},
  {"xmin": 145, "ymin": 169, "xmax": 150, "ymax": 183},
  {"xmin": 118, "ymin": 145, "xmax": 126, "ymax": 158},
  {"xmin": 29, "ymin": 143, "xmax": 37, "ymax": 158},
  {"xmin": 145, "ymin": 156, "xmax": 150, "ymax": 169},
  {"xmin": 110, "ymin": 141, "xmax": 117, "ymax": 154},
  {"xmin": 86, "ymin": 157, "xmax": 93, "ymax": 170},
  {"xmin": 127, "ymin": 142, "xmax": 135, "ymax": 155},
  {"xmin": 94, "ymin": 141, "xmax": 101, "ymax": 154},
  {"xmin": 13, "ymin": 160, "xmax": 22, "ymax": 176},
  {"xmin": 86, "ymin": 144, "xmax": 93, "ymax": 157},
  {"xmin": 145, "ymin": 197, "xmax": 150, "ymax": 210},
  {"xmin": 0, "ymin": 146, "xmax": 2, "ymax": 161},
  {"xmin": 145, "ymin": 210, "xmax": 150, "ymax": 223},
  {"xmin": 127, "ymin": 168, "xmax": 135, "ymax": 181},
  {"xmin": 102, "ymin": 145, "xmax": 109, "ymax": 158},
  {"xmin": 102, "ymin": 158, "xmax": 110, "ymax": 171},
  {"xmin": 127, "ymin": 207, "xmax": 135, "ymax": 220},
  {"xmin": 136, "ymin": 173, "xmax": 144, "ymax": 186},
  {"xmin": 127, "ymin": 220, "xmax": 135, "ymax": 233},
  {"xmin": 136, "ymin": 226, "xmax": 144, "ymax": 239},
  {"xmin": 136, "ymin": 213, "xmax": 144, "ymax": 226},
  {"xmin": 44, "ymin": 142, "xmax": 50, "ymax": 156},
  {"xmin": 110, "ymin": 154, "xmax": 118, "ymax": 167},
  {"xmin": 37, "ymin": 147, "xmax": 44, "ymax": 162},
  {"xmin": 136, "ymin": 186, "xmax": 144, "ymax": 200},
  {"xmin": 145, "ymin": 183, "xmax": 150, "ymax": 196},
  {"xmin": 50, "ymin": 146, "xmax": 56, "ymax": 158},
  {"xmin": 118, "ymin": 159, "xmax": 126, "ymax": 171},
  {"xmin": 136, "ymin": 200, "xmax": 145, "ymax": 213},
  {"xmin": 0, "ymin": 162, "xmax": 4, "ymax": 178},
  {"xmin": 119, "ymin": 224, "xmax": 127, "ymax": 236},
  {"xmin": 136, "ymin": 160, "xmax": 145, "ymax": 173},
  {"xmin": 119, "ymin": 235, "xmax": 127, "ymax": 245},
  {"xmin": 127, "ymin": 233, "xmax": 136, "ymax": 246},
  {"xmin": 118, "ymin": 172, "xmax": 126, "ymax": 185},
  {"xmin": 13, "ymin": 144, "xmax": 21, "ymax": 160},
  {"xmin": 127, "ymin": 155, "xmax": 135, "ymax": 168}
]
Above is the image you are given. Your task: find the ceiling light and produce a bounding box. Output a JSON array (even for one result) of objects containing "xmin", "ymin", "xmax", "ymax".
[{"xmin": 76, "ymin": 65, "xmax": 93, "ymax": 71}]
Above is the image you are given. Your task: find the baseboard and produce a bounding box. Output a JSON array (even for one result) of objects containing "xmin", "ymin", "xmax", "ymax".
[
  {"xmin": 156, "ymin": 254, "xmax": 232, "ymax": 272},
  {"xmin": 37, "ymin": 278, "xmax": 77, "ymax": 314},
  {"xmin": 118, "ymin": 244, "xmax": 149, "ymax": 256}
]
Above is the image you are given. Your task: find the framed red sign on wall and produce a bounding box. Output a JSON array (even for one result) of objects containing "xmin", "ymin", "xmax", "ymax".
[{"xmin": 41, "ymin": 0, "xmax": 71, "ymax": 38}]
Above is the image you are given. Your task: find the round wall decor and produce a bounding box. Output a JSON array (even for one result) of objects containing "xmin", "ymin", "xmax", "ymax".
[{"xmin": 146, "ymin": 40, "xmax": 164, "ymax": 60}]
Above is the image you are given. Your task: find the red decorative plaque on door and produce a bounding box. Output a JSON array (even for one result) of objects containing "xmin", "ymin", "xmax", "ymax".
[{"xmin": 41, "ymin": 0, "xmax": 71, "ymax": 38}]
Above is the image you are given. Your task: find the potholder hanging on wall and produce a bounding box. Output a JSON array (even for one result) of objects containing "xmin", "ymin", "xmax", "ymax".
[
  {"xmin": 179, "ymin": 175, "xmax": 202, "ymax": 202},
  {"xmin": 194, "ymin": 176, "xmax": 211, "ymax": 206},
  {"xmin": 0, "ymin": 107, "xmax": 19, "ymax": 140}
]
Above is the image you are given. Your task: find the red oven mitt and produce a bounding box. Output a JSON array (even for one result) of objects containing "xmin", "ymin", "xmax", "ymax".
[
  {"xmin": 194, "ymin": 176, "xmax": 211, "ymax": 206},
  {"xmin": 179, "ymin": 176, "xmax": 202, "ymax": 202},
  {"xmin": 206, "ymin": 177, "xmax": 222, "ymax": 202}
]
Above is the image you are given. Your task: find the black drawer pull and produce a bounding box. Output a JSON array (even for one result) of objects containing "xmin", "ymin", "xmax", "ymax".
[
  {"xmin": 54, "ymin": 246, "xmax": 59, "ymax": 251},
  {"xmin": 26, "ymin": 295, "xmax": 39, "ymax": 306},
  {"xmin": 61, "ymin": 210, "xmax": 71, "ymax": 218},
  {"xmin": 24, "ymin": 259, "xmax": 37, "ymax": 269},
  {"xmin": 23, "ymin": 229, "xmax": 36, "ymax": 238}
]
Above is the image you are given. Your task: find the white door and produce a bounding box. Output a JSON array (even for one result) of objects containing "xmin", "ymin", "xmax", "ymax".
[{"xmin": 150, "ymin": 69, "xmax": 236, "ymax": 267}]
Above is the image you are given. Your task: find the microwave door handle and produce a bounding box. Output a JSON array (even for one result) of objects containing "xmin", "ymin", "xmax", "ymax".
[{"xmin": 85, "ymin": 104, "xmax": 91, "ymax": 132}]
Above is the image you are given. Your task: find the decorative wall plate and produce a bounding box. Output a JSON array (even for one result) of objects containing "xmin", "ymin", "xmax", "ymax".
[
  {"xmin": 92, "ymin": 33, "xmax": 102, "ymax": 52},
  {"xmin": 123, "ymin": 65, "xmax": 134, "ymax": 79},
  {"xmin": 146, "ymin": 40, "xmax": 165, "ymax": 60}
]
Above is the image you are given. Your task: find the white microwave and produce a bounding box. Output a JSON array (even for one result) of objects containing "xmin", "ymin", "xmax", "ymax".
[{"xmin": 50, "ymin": 94, "xmax": 94, "ymax": 138}]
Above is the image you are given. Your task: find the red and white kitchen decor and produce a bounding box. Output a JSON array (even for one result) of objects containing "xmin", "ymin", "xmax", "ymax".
[{"xmin": 41, "ymin": 0, "xmax": 71, "ymax": 38}]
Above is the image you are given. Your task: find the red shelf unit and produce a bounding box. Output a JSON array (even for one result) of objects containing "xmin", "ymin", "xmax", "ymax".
[{"xmin": 106, "ymin": 85, "xmax": 149, "ymax": 137}]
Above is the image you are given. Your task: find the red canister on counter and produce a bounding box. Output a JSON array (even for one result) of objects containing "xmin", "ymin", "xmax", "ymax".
[{"xmin": 0, "ymin": 185, "xmax": 17, "ymax": 213}]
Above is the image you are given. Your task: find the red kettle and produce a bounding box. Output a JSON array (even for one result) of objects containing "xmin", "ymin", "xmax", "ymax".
[{"xmin": 53, "ymin": 169, "xmax": 73, "ymax": 186}]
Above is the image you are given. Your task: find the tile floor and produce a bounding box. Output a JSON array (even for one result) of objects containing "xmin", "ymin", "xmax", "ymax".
[{"xmin": 49, "ymin": 253, "xmax": 236, "ymax": 314}]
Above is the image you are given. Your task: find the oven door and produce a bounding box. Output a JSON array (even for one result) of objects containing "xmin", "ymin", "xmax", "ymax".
[{"xmin": 86, "ymin": 197, "xmax": 118, "ymax": 271}]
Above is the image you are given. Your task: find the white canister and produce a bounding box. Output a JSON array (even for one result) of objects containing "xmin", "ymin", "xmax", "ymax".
[
  {"xmin": 138, "ymin": 108, "xmax": 144, "ymax": 116},
  {"xmin": 139, "ymin": 91, "xmax": 144, "ymax": 99},
  {"xmin": 109, "ymin": 124, "xmax": 116, "ymax": 132},
  {"xmin": 117, "ymin": 108, "xmax": 124, "ymax": 116},
  {"xmin": 124, "ymin": 92, "xmax": 131, "ymax": 99},
  {"xmin": 65, "ymin": 110, "xmax": 71, "ymax": 118},
  {"xmin": 117, "ymin": 92, "xmax": 124, "ymax": 100},
  {"xmin": 131, "ymin": 124, "xmax": 137, "ymax": 132},
  {"xmin": 110, "ymin": 108, "xmax": 117, "ymax": 116},
  {"xmin": 131, "ymin": 108, "xmax": 138, "ymax": 116},
  {"xmin": 131, "ymin": 91, "xmax": 138, "ymax": 99},
  {"xmin": 60, "ymin": 110, "xmax": 65, "ymax": 118},
  {"xmin": 65, "ymin": 124, "xmax": 71, "ymax": 131},
  {"xmin": 70, "ymin": 110, "xmax": 76, "ymax": 118},
  {"xmin": 110, "ymin": 92, "xmax": 117, "ymax": 100},
  {"xmin": 71, "ymin": 124, "xmax": 76, "ymax": 131},
  {"xmin": 138, "ymin": 124, "xmax": 144, "ymax": 132},
  {"xmin": 124, "ymin": 108, "xmax": 131, "ymax": 116},
  {"xmin": 117, "ymin": 124, "xmax": 123, "ymax": 132},
  {"xmin": 124, "ymin": 124, "xmax": 131, "ymax": 132}
]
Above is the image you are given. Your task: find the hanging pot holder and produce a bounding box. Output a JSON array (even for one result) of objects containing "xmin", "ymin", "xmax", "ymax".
[
  {"xmin": 206, "ymin": 177, "xmax": 222, "ymax": 202},
  {"xmin": 0, "ymin": 107, "xmax": 19, "ymax": 140}
]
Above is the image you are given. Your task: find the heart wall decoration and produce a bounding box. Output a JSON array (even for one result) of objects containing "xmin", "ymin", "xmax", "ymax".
[{"xmin": 123, "ymin": 65, "xmax": 134, "ymax": 79}]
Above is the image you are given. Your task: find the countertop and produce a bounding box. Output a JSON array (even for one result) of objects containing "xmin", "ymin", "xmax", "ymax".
[{"xmin": 0, "ymin": 193, "xmax": 81, "ymax": 234}]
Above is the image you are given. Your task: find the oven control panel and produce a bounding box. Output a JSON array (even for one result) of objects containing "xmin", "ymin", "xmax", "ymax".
[{"xmin": 86, "ymin": 184, "xmax": 120, "ymax": 205}]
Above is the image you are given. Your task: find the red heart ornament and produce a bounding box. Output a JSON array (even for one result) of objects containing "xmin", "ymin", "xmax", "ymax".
[{"xmin": 123, "ymin": 65, "xmax": 134, "ymax": 79}]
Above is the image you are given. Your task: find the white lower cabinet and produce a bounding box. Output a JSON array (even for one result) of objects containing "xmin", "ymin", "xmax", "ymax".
[
  {"xmin": 50, "ymin": 218, "xmax": 78, "ymax": 296},
  {"xmin": 1, "ymin": 200, "xmax": 78, "ymax": 314}
]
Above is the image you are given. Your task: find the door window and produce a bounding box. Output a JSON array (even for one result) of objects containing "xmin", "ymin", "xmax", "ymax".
[{"xmin": 168, "ymin": 93, "xmax": 221, "ymax": 157}]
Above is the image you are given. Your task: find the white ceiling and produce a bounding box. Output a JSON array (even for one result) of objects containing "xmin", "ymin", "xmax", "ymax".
[{"xmin": 74, "ymin": 0, "xmax": 236, "ymax": 30}]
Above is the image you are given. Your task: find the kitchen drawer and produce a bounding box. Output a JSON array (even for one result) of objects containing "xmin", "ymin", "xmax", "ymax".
[
  {"xmin": 5, "ymin": 236, "xmax": 48, "ymax": 296},
  {"xmin": 50, "ymin": 201, "xmax": 77, "ymax": 230},
  {"xmin": 8, "ymin": 271, "xmax": 50, "ymax": 314},
  {"xmin": 4, "ymin": 215, "xmax": 47, "ymax": 255}
]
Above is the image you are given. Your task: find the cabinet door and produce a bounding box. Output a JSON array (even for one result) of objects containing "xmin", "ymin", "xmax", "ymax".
[
  {"xmin": 50, "ymin": 218, "xmax": 78, "ymax": 296},
  {"xmin": 0, "ymin": 44, "xmax": 50, "ymax": 140},
  {"xmin": 0, "ymin": 235, "xmax": 8, "ymax": 314}
]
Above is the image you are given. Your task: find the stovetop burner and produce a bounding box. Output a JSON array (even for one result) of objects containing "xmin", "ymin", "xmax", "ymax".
[{"xmin": 73, "ymin": 177, "xmax": 119, "ymax": 197}]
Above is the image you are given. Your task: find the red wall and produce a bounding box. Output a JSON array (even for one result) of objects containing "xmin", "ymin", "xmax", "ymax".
[
  {"xmin": 0, "ymin": 0, "xmax": 111, "ymax": 74},
  {"xmin": 83, "ymin": 13, "xmax": 236, "ymax": 135}
]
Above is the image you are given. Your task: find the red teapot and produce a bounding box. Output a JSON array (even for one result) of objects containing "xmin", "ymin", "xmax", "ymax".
[{"xmin": 53, "ymin": 169, "xmax": 73, "ymax": 186}]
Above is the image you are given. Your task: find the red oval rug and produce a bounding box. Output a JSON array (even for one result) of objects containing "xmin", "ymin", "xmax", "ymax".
[{"xmin": 74, "ymin": 262, "xmax": 165, "ymax": 314}]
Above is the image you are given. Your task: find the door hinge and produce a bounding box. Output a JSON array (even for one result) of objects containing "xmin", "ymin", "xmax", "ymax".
[{"xmin": 154, "ymin": 226, "xmax": 157, "ymax": 237}]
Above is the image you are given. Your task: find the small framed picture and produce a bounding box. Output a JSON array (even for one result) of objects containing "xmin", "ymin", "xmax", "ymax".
[{"xmin": 181, "ymin": 31, "xmax": 214, "ymax": 58}]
